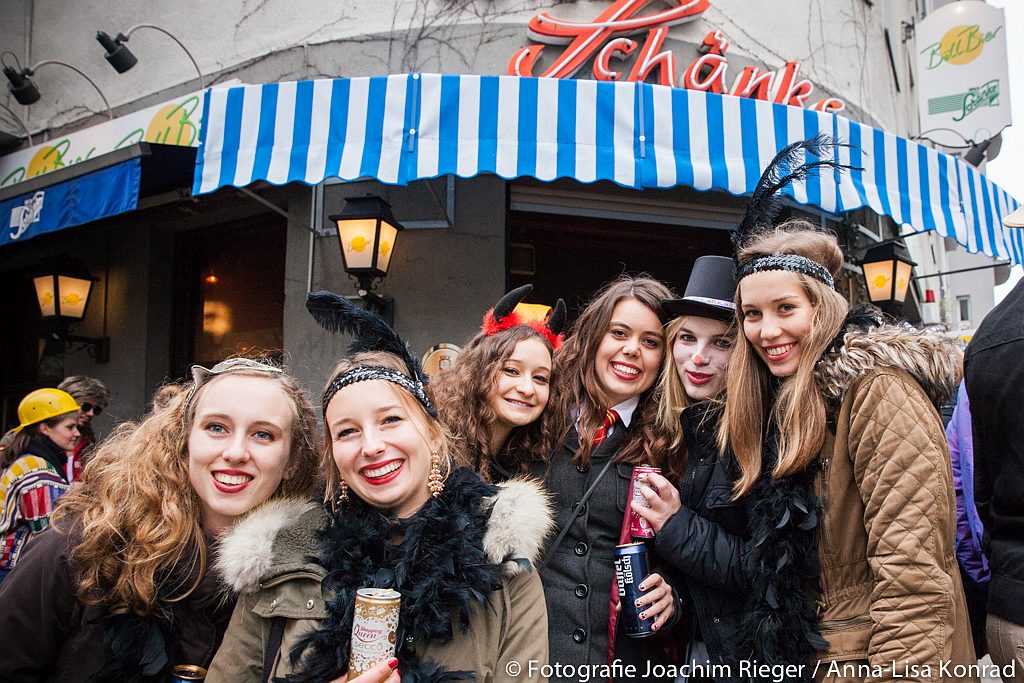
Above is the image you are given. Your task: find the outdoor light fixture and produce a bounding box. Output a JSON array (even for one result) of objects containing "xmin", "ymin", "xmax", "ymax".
[
  {"xmin": 96, "ymin": 25, "xmax": 206, "ymax": 90},
  {"xmin": 860, "ymin": 240, "xmax": 917, "ymax": 316},
  {"xmin": 329, "ymin": 196, "xmax": 404, "ymax": 322},
  {"xmin": 2, "ymin": 52, "xmax": 113, "ymax": 120},
  {"xmin": 33, "ymin": 264, "xmax": 110, "ymax": 363},
  {"xmin": 964, "ymin": 139, "xmax": 991, "ymax": 167}
]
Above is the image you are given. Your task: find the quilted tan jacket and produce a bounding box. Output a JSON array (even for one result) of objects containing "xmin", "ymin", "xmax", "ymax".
[{"xmin": 811, "ymin": 326, "xmax": 976, "ymax": 683}]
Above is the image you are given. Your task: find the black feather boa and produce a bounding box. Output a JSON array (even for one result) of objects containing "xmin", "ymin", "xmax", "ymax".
[
  {"xmin": 282, "ymin": 468, "xmax": 505, "ymax": 683},
  {"xmin": 740, "ymin": 432, "xmax": 828, "ymax": 681}
]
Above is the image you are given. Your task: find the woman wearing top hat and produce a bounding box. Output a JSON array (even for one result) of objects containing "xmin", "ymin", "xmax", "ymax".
[
  {"xmin": 431, "ymin": 284, "xmax": 567, "ymax": 482},
  {"xmin": 627, "ymin": 256, "xmax": 753, "ymax": 680}
]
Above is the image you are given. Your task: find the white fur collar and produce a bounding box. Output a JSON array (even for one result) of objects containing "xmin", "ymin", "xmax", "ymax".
[
  {"xmin": 484, "ymin": 478, "xmax": 555, "ymax": 576},
  {"xmin": 215, "ymin": 498, "xmax": 315, "ymax": 593}
]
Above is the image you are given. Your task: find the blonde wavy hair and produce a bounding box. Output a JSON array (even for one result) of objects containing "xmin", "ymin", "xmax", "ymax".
[
  {"xmin": 56, "ymin": 363, "xmax": 320, "ymax": 616},
  {"xmin": 321, "ymin": 352, "xmax": 455, "ymax": 508},
  {"xmin": 718, "ymin": 221, "xmax": 849, "ymax": 497}
]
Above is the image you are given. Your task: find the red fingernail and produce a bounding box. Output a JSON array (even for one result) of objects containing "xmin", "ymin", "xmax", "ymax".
[{"xmin": 388, "ymin": 658, "xmax": 399, "ymax": 669}]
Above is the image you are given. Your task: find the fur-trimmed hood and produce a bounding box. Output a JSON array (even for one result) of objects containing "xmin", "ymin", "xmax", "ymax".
[
  {"xmin": 216, "ymin": 477, "xmax": 554, "ymax": 594},
  {"xmin": 815, "ymin": 323, "xmax": 962, "ymax": 408}
]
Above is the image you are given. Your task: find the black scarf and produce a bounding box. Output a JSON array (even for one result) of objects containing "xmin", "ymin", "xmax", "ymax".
[
  {"xmin": 739, "ymin": 422, "xmax": 827, "ymax": 681},
  {"xmin": 283, "ymin": 468, "xmax": 505, "ymax": 683}
]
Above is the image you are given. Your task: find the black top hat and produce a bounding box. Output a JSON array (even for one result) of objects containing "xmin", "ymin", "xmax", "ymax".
[{"xmin": 662, "ymin": 256, "xmax": 737, "ymax": 322}]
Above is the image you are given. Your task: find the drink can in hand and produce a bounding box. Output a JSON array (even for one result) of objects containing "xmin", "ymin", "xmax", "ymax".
[{"xmin": 349, "ymin": 588, "xmax": 401, "ymax": 677}]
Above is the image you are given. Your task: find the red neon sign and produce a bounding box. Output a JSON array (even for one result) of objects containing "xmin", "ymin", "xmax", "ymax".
[{"xmin": 507, "ymin": 0, "xmax": 845, "ymax": 112}]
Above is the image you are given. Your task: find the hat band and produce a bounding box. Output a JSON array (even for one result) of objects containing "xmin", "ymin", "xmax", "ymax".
[
  {"xmin": 684, "ymin": 295, "xmax": 736, "ymax": 311},
  {"xmin": 322, "ymin": 366, "xmax": 436, "ymax": 418},
  {"xmin": 736, "ymin": 254, "xmax": 835, "ymax": 289}
]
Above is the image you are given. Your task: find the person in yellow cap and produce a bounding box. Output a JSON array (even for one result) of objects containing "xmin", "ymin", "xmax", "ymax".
[{"xmin": 0, "ymin": 388, "xmax": 80, "ymax": 583}]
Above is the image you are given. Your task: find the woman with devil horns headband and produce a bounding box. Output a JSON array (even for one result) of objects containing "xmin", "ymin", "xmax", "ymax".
[
  {"xmin": 718, "ymin": 137, "xmax": 976, "ymax": 680},
  {"xmin": 431, "ymin": 284, "xmax": 568, "ymax": 482},
  {"xmin": 207, "ymin": 292, "xmax": 554, "ymax": 682}
]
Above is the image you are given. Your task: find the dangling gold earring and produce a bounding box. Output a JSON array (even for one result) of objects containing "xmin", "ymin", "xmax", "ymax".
[
  {"xmin": 339, "ymin": 478, "xmax": 349, "ymax": 503},
  {"xmin": 427, "ymin": 451, "xmax": 443, "ymax": 497}
]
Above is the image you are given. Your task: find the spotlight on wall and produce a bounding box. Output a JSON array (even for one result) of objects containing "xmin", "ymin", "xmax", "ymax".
[
  {"xmin": 2, "ymin": 52, "xmax": 113, "ymax": 120},
  {"xmin": 964, "ymin": 139, "xmax": 991, "ymax": 167},
  {"xmin": 96, "ymin": 25, "xmax": 206, "ymax": 90}
]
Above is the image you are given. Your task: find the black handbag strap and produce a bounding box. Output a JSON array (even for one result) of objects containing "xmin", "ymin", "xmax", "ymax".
[
  {"xmin": 263, "ymin": 616, "xmax": 286, "ymax": 683},
  {"xmin": 537, "ymin": 456, "xmax": 615, "ymax": 571}
]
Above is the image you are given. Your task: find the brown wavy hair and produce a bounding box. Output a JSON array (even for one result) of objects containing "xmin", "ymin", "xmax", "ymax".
[
  {"xmin": 321, "ymin": 351, "xmax": 456, "ymax": 508},
  {"xmin": 550, "ymin": 275, "xmax": 674, "ymax": 470},
  {"xmin": 430, "ymin": 326, "xmax": 564, "ymax": 481},
  {"xmin": 56, "ymin": 361, "xmax": 320, "ymax": 616},
  {"xmin": 718, "ymin": 221, "xmax": 849, "ymax": 497},
  {"xmin": 1, "ymin": 413, "xmax": 77, "ymax": 469}
]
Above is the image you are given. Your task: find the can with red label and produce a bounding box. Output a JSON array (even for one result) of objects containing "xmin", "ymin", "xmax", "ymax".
[
  {"xmin": 348, "ymin": 588, "xmax": 401, "ymax": 677},
  {"xmin": 628, "ymin": 466, "xmax": 661, "ymax": 539}
]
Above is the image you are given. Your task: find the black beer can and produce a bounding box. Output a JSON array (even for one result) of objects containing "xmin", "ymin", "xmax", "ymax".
[{"xmin": 614, "ymin": 542, "xmax": 655, "ymax": 638}]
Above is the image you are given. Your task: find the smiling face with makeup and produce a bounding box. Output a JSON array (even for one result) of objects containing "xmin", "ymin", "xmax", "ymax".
[
  {"xmin": 672, "ymin": 316, "xmax": 734, "ymax": 401},
  {"xmin": 326, "ymin": 379, "xmax": 438, "ymax": 518},
  {"xmin": 738, "ymin": 270, "xmax": 815, "ymax": 378},
  {"xmin": 594, "ymin": 298, "xmax": 664, "ymax": 406},
  {"xmin": 187, "ymin": 374, "xmax": 295, "ymax": 535}
]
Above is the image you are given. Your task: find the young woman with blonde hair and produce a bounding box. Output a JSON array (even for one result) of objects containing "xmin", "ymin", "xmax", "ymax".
[
  {"xmin": 0, "ymin": 357, "xmax": 321, "ymax": 682},
  {"xmin": 722, "ymin": 140, "xmax": 976, "ymax": 679},
  {"xmin": 208, "ymin": 293, "xmax": 553, "ymax": 682},
  {"xmin": 431, "ymin": 284, "xmax": 566, "ymax": 481}
]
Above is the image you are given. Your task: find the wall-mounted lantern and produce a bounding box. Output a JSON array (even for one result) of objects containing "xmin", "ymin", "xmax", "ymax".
[
  {"xmin": 330, "ymin": 196, "xmax": 403, "ymax": 322},
  {"xmin": 33, "ymin": 264, "xmax": 109, "ymax": 362},
  {"xmin": 860, "ymin": 240, "xmax": 916, "ymax": 316}
]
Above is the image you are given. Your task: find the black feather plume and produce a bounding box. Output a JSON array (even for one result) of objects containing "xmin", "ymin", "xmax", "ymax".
[
  {"xmin": 306, "ymin": 290, "xmax": 428, "ymax": 384},
  {"xmin": 733, "ymin": 134, "xmax": 858, "ymax": 256}
]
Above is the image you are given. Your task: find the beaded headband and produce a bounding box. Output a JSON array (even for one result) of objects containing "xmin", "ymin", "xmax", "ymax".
[
  {"xmin": 321, "ymin": 365, "xmax": 436, "ymax": 417},
  {"xmin": 736, "ymin": 253, "xmax": 835, "ymax": 289}
]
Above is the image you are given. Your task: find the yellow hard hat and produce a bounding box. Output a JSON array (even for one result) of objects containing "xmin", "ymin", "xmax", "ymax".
[{"xmin": 13, "ymin": 388, "xmax": 80, "ymax": 433}]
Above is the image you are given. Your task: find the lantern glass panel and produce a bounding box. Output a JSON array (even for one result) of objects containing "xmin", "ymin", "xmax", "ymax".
[
  {"xmin": 862, "ymin": 260, "xmax": 895, "ymax": 303},
  {"xmin": 375, "ymin": 221, "xmax": 399, "ymax": 274},
  {"xmin": 336, "ymin": 217, "xmax": 380, "ymax": 271},
  {"xmin": 57, "ymin": 276, "xmax": 92, "ymax": 319},
  {"xmin": 894, "ymin": 260, "xmax": 913, "ymax": 303},
  {"xmin": 34, "ymin": 275, "xmax": 57, "ymax": 317}
]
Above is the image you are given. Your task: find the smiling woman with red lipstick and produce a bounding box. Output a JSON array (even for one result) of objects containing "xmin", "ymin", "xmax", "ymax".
[
  {"xmin": 538, "ymin": 275, "xmax": 682, "ymax": 683},
  {"xmin": 0, "ymin": 357, "xmax": 320, "ymax": 682},
  {"xmin": 207, "ymin": 292, "xmax": 553, "ymax": 682}
]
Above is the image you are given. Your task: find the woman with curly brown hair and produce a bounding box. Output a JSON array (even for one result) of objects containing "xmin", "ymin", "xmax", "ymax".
[
  {"xmin": 431, "ymin": 284, "xmax": 567, "ymax": 482},
  {"xmin": 0, "ymin": 357, "xmax": 321, "ymax": 682}
]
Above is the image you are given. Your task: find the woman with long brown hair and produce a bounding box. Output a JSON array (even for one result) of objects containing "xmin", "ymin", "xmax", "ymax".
[
  {"xmin": 723, "ymin": 205, "xmax": 976, "ymax": 679},
  {"xmin": 540, "ymin": 275, "xmax": 680, "ymax": 682},
  {"xmin": 0, "ymin": 357, "xmax": 321, "ymax": 682},
  {"xmin": 431, "ymin": 284, "xmax": 566, "ymax": 481}
]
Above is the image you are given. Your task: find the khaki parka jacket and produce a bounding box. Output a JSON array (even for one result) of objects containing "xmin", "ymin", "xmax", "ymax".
[
  {"xmin": 811, "ymin": 326, "xmax": 976, "ymax": 683},
  {"xmin": 206, "ymin": 478, "xmax": 553, "ymax": 682}
]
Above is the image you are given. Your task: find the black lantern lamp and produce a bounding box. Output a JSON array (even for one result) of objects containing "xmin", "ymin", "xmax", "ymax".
[
  {"xmin": 329, "ymin": 196, "xmax": 403, "ymax": 321},
  {"xmin": 33, "ymin": 263, "xmax": 109, "ymax": 363},
  {"xmin": 860, "ymin": 240, "xmax": 917, "ymax": 317}
]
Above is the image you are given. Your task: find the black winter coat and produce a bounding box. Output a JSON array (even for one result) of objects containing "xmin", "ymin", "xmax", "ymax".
[
  {"xmin": 654, "ymin": 402, "xmax": 753, "ymax": 679},
  {"xmin": 964, "ymin": 277, "xmax": 1024, "ymax": 626}
]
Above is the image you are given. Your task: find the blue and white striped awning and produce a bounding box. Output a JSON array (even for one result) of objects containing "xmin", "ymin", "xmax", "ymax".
[{"xmin": 194, "ymin": 73, "xmax": 1023, "ymax": 266}]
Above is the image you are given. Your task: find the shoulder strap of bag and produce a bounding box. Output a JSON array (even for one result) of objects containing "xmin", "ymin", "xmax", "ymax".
[
  {"xmin": 537, "ymin": 457, "xmax": 616, "ymax": 572},
  {"xmin": 263, "ymin": 616, "xmax": 286, "ymax": 683}
]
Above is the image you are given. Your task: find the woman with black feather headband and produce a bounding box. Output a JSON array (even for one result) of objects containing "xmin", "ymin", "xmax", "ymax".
[
  {"xmin": 717, "ymin": 136, "xmax": 976, "ymax": 681},
  {"xmin": 207, "ymin": 292, "xmax": 554, "ymax": 682}
]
